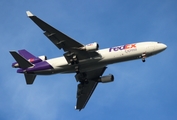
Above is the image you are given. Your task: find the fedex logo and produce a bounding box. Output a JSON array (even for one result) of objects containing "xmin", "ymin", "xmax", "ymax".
[{"xmin": 109, "ymin": 44, "xmax": 136, "ymax": 52}]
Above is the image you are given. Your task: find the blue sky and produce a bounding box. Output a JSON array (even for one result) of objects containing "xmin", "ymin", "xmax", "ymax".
[{"xmin": 0, "ymin": 0, "xmax": 177, "ymax": 119}]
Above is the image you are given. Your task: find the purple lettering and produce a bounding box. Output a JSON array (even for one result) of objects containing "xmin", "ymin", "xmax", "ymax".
[
  {"xmin": 109, "ymin": 45, "xmax": 125, "ymax": 52},
  {"xmin": 113, "ymin": 47, "xmax": 119, "ymax": 51},
  {"xmin": 119, "ymin": 45, "xmax": 125, "ymax": 50},
  {"xmin": 109, "ymin": 44, "xmax": 137, "ymax": 52},
  {"xmin": 109, "ymin": 48, "xmax": 113, "ymax": 52}
]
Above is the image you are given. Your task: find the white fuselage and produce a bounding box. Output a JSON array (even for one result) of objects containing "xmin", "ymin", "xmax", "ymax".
[{"xmin": 34, "ymin": 41, "xmax": 166, "ymax": 75}]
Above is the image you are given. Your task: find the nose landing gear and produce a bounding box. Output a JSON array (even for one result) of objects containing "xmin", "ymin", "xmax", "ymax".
[
  {"xmin": 142, "ymin": 58, "xmax": 146, "ymax": 62},
  {"xmin": 140, "ymin": 53, "xmax": 146, "ymax": 62}
]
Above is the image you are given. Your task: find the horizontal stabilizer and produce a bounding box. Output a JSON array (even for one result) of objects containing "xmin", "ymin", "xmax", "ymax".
[
  {"xmin": 9, "ymin": 51, "xmax": 33, "ymax": 68},
  {"xmin": 24, "ymin": 73, "xmax": 36, "ymax": 84}
]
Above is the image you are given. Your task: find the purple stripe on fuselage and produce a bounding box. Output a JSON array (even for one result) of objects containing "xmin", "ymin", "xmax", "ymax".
[{"xmin": 17, "ymin": 61, "xmax": 53, "ymax": 73}]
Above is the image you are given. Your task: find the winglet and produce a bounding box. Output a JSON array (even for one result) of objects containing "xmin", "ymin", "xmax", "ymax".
[{"xmin": 26, "ymin": 11, "xmax": 34, "ymax": 17}]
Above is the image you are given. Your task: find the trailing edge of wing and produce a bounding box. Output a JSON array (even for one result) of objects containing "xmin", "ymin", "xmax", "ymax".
[{"xmin": 76, "ymin": 81, "xmax": 98, "ymax": 110}]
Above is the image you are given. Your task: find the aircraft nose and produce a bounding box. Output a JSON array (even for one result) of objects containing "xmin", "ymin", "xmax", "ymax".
[
  {"xmin": 159, "ymin": 43, "xmax": 167, "ymax": 50},
  {"xmin": 157, "ymin": 43, "xmax": 167, "ymax": 52}
]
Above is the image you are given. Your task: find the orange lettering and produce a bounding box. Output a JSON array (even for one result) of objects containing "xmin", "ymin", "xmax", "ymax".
[
  {"xmin": 131, "ymin": 44, "xmax": 136, "ymax": 48},
  {"xmin": 125, "ymin": 44, "xmax": 130, "ymax": 49}
]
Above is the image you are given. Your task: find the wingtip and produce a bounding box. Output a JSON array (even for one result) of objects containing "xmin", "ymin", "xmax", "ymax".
[
  {"xmin": 9, "ymin": 51, "xmax": 16, "ymax": 54},
  {"xmin": 26, "ymin": 11, "xmax": 34, "ymax": 17},
  {"xmin": 75, "ymin": 106, "xmax": 82, "ymax": 111}
]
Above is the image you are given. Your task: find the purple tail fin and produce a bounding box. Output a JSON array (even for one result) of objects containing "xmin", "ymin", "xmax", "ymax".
[
  {"xmin": 18, "ymin": 49, "xmax": 38, "ymax": 60},
  {"xmin": 18, "ymin": 49, "xmax": 42, "ymax": 63},
  {"xmin": 11, "ymin": 49, "xmax": 45, "ymax": 68}
]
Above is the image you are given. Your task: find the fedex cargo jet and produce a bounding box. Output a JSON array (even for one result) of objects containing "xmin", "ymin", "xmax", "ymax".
[{"xmin": 10, "ymin": 11, "xmax": 167, "ymax": 111}]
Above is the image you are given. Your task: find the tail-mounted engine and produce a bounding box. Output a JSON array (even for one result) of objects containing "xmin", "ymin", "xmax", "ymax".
[
  {"xmin": 27, "ymin": 55, "xmax": 47, "ymax": 63},
  {"xmin": 38, "ymin": 55, "xmax": 47, "ymax": 61}
]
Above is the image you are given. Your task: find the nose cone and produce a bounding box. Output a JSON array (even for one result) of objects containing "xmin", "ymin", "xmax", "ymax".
[
  {"xmin": 156, "ymin": 43, "xmax": 167, "ymax": 53},
  {"xmin": 159, "ymin": 43, "xmax": 167, "ymax": 51}
]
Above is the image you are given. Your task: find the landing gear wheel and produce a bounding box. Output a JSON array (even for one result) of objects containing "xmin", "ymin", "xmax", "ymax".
[
  {"xmin": 75, "ymin": 66, "xmax": 79, "ymax": 73},
  {"xmin": 142, "ymin": 59, "xmax": 145, "ymax": 62},
  {"xmin": 65, "ymin": 53, "xmax": 79, "ymax": 65},
  {"xmin": 75, "ymin": 72, "xmax": 88, "ymax": 83}
]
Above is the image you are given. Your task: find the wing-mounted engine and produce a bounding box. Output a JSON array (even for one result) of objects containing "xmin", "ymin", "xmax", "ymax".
[
  {"xmin": 98, "ymin": 74, "xmax": 114, "ymax": 83},
  {"xmin": 80, "ymin": 42, "xmax": 99, "ymax": 52}
]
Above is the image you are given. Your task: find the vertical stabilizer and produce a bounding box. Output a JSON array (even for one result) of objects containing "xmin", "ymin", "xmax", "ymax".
[{"xmin": 18, "ymin": 49, "xmax": 38, "ymax": 60}]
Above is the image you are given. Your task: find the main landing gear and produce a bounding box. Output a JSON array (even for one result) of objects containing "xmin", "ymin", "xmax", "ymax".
[
  {"xmin": 69, "ymin": 54, "xmax": 79, "ymax": 65},
  {"xmin": 64, "ymin": 51, "xmax": 89, "ymax": 85},
  {"xmin": 64, "ymin": 52, "xmax": 80, "ymax": 72},
  {"xmin": 75, "ymin": 72, "xmax": 88, "ymax": 83},
  {"xmin": 64, "ymin": 52, "xmax": 79, "ymax": 65},
  {"xmin": 65, "ymin": 52, "xmax": 88, "ymax": 83}
]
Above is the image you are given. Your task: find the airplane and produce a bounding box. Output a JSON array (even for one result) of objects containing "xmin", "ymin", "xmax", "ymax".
[{"xmin": 9, "ymin": 11, "xmax": 167, "ymax": 111}]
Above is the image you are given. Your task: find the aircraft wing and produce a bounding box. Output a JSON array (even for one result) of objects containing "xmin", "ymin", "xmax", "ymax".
[
  {"xmin": 26, "ymin": 11, "xmax": 99, "ymax": 60},
  {"xmin": 75, "ymin": 67, "xmax": 107, "ymax": 110},
  {"xmin": 26, "ymin": 11, "xmax": 83, "ymax": 51}
]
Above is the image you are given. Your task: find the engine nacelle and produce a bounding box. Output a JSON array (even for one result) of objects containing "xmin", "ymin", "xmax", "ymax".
[
  {"xmin": 81, "ymin": 42, "xmax": 99, "ymax": 51},
  {"xmin": 99, "ymin": 74, "xmax": 114, "ymax": 83},
  {"xmin": 38, "ymin": 55, "xmax": 47, "ymax": 61},
  {"xmin": 28, "ymin": 55, "xmax": 47, "ymax": 63}
]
